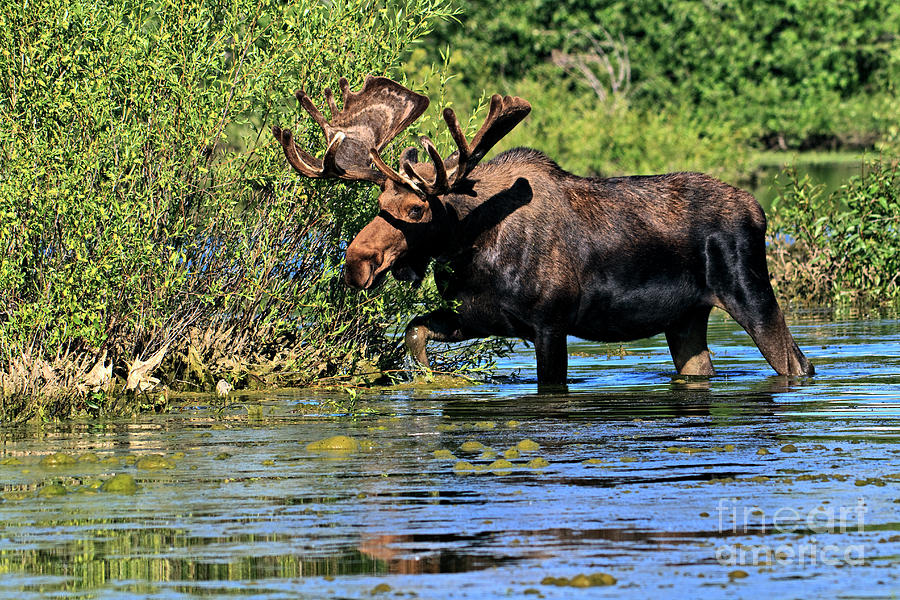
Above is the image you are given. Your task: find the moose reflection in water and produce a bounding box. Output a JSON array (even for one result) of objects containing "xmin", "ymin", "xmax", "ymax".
[{"xmin": 272, "ymin": 76, "xmax": 813, "ymax": 387}]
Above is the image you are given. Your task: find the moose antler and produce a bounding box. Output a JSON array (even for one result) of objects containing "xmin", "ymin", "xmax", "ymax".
[
  {"xmin": 272, "ymin": 76, "xmax": 429, "ymax": 184},
  {"xmin": 396, "ymin": 94, "xmax": 532, "ymax": 196}
]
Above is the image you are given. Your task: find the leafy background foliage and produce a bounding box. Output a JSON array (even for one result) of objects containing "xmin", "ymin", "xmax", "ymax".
[{"xmin": 409, "ymin": 0, "xmax": 900, "ymax": 177}]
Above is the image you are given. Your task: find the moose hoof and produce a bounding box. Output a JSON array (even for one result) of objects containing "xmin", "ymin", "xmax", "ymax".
[{"xmin": 404, "ymin": 325, "xmax": 430, "ymax": 367}]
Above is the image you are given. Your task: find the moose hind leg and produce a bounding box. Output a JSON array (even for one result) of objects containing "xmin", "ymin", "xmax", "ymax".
[
  {"xmin": 404, "ymin": 309, "xmax": 472, "ymax": 368},
  {"xmin": 535, "ymin": 329, "xmax": 568, "ymax": 388},
  {"xmin": 665, "ymin": 306, "xmax": 715, "ymax": 376}
]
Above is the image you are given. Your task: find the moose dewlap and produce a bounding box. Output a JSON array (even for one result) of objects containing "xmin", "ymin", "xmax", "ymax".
[{"xmin": 273, "ymin": 76, "xmax": 814, "ymax": 387}]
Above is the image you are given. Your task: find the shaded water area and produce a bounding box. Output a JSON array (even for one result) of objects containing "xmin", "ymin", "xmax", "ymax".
[
  {"xmin": 2, "ymin": 311, "xmax": 900, "ymax": 599},
  {"xmin": 750, "ymin": 155, "xmax": 863, "ymax": 210}
]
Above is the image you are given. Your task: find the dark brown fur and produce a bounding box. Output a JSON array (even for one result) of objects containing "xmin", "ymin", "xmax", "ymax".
[{"xmin": 349, "ymin": 148, "xmax": 813, "ymax": 385}]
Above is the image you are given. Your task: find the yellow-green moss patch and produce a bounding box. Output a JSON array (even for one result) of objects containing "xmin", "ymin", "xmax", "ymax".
[
  {"xmin": 488, "ymin": 459, "xmax": 515, "ymax": 474},
  {"xmin": 459, "ymin": 440, "xmax": 485, "ymax": 452},
  {"xmin": 40, "ymin": 453, "xmax": 77, "ymax": 467},
  {"xmin": 101, "ymin": 474, "xmax": 139, "ymax": 494},
  {"xmin": 541, "ymin": 573, "xmax": 617, "ymax": 587},
  {"xmin": 38, "ymin": 483, "xmax": 68, "ymax": 497},
  {"xmin": 516, "ymin": 439, "xmax": 540, "ymax": 452},
  {"xmin": 306, "ymin": 435, "xmax": 360, "ymax": 453},
  {"xmin": 136, "ymin": 455, "xmax": 176, "ymax": 470},
  {"xmin": 453, "ymin": 461, "xmax": 477, "ymax": 473}
]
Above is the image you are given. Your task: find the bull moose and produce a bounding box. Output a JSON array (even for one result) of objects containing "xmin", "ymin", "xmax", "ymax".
[{"xmin": 272, "ymin": 76, "xmax": 814, "ymax": 386}]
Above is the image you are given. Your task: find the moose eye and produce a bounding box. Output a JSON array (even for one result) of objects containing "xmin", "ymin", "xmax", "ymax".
[{"xmin": 407, "ymin": 205, "xmax": 424, "ymax": 220}]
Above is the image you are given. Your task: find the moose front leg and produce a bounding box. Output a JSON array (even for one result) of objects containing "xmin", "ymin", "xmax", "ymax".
[
  {"xmin": 535, "ymin": 329, "xmax": 568, "ymax": 389},
  {"xmin": 403, "ymin": 309, "xmax": 473, "ymax": 367}
]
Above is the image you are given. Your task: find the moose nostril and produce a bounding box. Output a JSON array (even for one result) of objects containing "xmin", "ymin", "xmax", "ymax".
[
  {"xmin": 370, "ymin": 249, "xmax": 383, "ymax": 266},
  {"xmin": 344, "ymin": 245, "xmax": 384, "ymax": 288}
]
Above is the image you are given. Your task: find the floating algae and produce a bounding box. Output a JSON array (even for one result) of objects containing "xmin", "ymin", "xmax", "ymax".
[
  {"xmin": 526, "ymin": 457, "xmax": 550, "ymax": 469},
  {"xmin": 80, "ymin": 478, "xmax": 104, "ymax": 491},
  {"xmin": 855, "ymin": 477, "xmax": 887, "ymax": 487},
  {"xmin": 488, "ymin": 459, "xmax": 515, "ymax": 474},
  {"xmin": 505, "ymin": 420, "xmax": 521, "ymax": 428},
  {"xmin": 503, "ymin": 448, "xmax": 520, "ymax": 459},
  {"xmin": 136, "ymin": 455, "xmax": 176, "ymax": 469},
  {"xmin": 37, "ymin": 482, "xmax": 68, "ymax": 498},
  {"xmin": 473, "ymin": 421, "xmax": 496, "ymax": 430},
  {"xmin": 729, "ymin": 570, "xmax": 749, "ymax": 580},
  {"xmin": 757, "ymin": 448, "xmax": 771, "ymax": 455},
  {"xmin": 433, "ymin": 449, "xmax": 456, "ymax": 460},
  {"xmin": 478, "ymin": 449, "xmax": 498, "ymax": 460},
  {"xmin": 664, "ymin": 446, "xmax": 705, "ymax": 454},
  {"xmin": 306, "ymin": 435, "xmax": 360, "ymax": 453},
  {"xmin": 101, "ymin": 474, "xmax": 139, "ymax": 494},
  {"xmin": 541, "ymin": 573, "xmax": 617, "ymax": 587},
  {"xmin": 436, "ymin": 423, "xmax": 459, "ymax": 432},
  {"xmin": 78, "ymin": 452, "xmax": 99, "ymax": 463},
  {"xmin": 2, "ymin": 491, "xmax": 30, "ymax": 501},
  {"xmin": 781, "ymin": 444, "xmax": 798, "ymax": 453},
  {"xmin": 370, "ymin": 582, "xmax": 392, "ymax": 594},
  {"xmin": 459, "ymin": 440, "xmax": 485, "ymax": 452},
  {"xmin": 40, "ymin": 453, "xmax": 78, "ymax": 467},
  {"xmin": 214, "ymin": 452, "xmax": 232, "ymax": 460},
  {"xmin": 516, "ymin": 439, "xmax": 540, "ymax": 452},
  {"xmin": 453, "ymin": 461, "xmax": 477, "ymax": 473},
  {"xmin": 1, "ymin": 457, "xmax": 23, "ymax": 466}
]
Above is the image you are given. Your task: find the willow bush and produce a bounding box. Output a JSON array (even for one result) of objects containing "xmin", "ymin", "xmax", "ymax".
[
  {"xmin": 768, "ymin": 158, "xmax": 900, "ymax": 305},
  {"xmin": 0, "ymin": 0, "xmax": 507, "ymax": 420}
]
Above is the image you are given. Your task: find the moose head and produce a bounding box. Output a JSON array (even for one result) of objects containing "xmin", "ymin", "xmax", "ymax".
[{"xmin": 271, "ymin": 76, "xmax": 530, "ymax": 290}]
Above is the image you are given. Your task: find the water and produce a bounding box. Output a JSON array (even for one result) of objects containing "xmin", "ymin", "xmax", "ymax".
[
  {"xmin": 750, "ymin": 157, "xmax": 863, "ymax": 210},
  {"xmin": 2, "ymin": 312, "xmax": 899, "ymax": 599}
]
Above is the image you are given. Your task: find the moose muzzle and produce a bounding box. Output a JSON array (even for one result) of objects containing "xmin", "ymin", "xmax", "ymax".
[{"xmin": 344, "ymin": 216, "xmax": 407, "ymax": 290}]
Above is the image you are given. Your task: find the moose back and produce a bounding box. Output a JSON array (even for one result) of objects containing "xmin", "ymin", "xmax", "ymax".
[{"xmin": 272, "ymin": 76, "xmax": 813, "ymax": 386}]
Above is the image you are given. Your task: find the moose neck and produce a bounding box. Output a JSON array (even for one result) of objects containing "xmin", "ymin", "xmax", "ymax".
[{"xmin": 431, "ymin": 166, "xmax": 535, "ymax": 263}]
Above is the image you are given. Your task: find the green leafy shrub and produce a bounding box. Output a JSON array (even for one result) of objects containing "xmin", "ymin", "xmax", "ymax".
[
  {"xmin": 419, "ymin": 0, "xmax": 900, "ymax": 151},
  {"xmin": 0, "ymin": 0, "xmax": 507, "ymax": 419},
  {"xmin": 498, "ymin": 77, "xmax": 752, "ymax": 179},
  {"xmin": 768, "ymin": 159, "xmax": 900, "ymax": 304}
]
